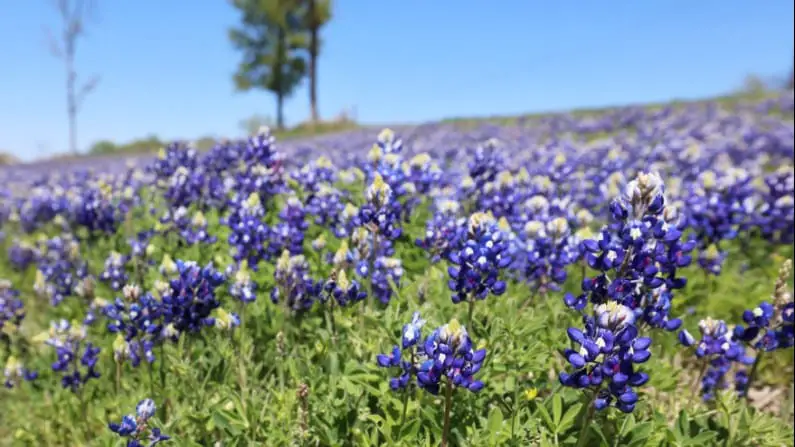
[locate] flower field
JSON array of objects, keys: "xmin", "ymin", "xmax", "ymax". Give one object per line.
[{"xmin": 1, "ymin": 95, "xmax": 794, "ymax": 446}]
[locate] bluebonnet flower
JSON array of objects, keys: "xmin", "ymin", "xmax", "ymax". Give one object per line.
[
  {"xmin": 697, "ymin": 244, "xmax": 728, "ymax": 276},
  {"xmin": 128, "ymin": 230, "xmax": 155, "ymax": 259},
  {"xmin": 34, "ymin": 235, "xmax": 89, "ymax": 306},
  {"xmin": 104, "ymin": 285, "xmax": 164, "ymax": 367},
  {"xmin": 226, "ymin": 261, "xmax": 258, "ymax": 304},
  {"xmin": 40, "ymin": 320, "xmax": 101, "ymax": 392},
  {"xmin": 734, "ymin": 259, "xmax": 794, "ymax": 351},
  {"xmin": 4, "ymin": 355, "xmax": 38, "ymax": 388},
  {"xmin": 233, "ymin": 128, "xmax": 285, "ymax": 201},
  {"xmin": 178, "ymin": 211, "xmax": 217, "ymax": 246},
  {"xmin": 402, "ymin": 311, "xmax": 426, "ymax": 349},
  {"xmin": 467, "ymin": 139, "xmax": 505, "ymax": 191},
  {"xmin": 415, "ymin": 199, "xmax": 466, "ymax": 264},
  {"xmin": 0, "ymin": 279, "xmax": 25, "ymax": 333},
  {"xmin": 311, "ymin": 234, "xmax": 327, "ymax": 251},
  {"xmin": 271, "ymin": 251, "xmax": 321, "ymax": 312},
  {"xmin": 477, "ymin": 170, "xmax": 523, "ymax": 220},
  {"xmin": 572, "ymin": 172, "xmax": 687, "ymax": 332},
  {"xmin": 14, "ymin": 185, "xmax": 69, "ymax": 233},
  {"xmin": 559, "ymin": 301, "xmax": 650, "ymax": 413},
  {"xmin": 7, "ymin": 240, "xmax": 38, "ymax": 271},
  {"xmin": 678, "ymin": 317, "xmax": 754, "ymax": 400},
  {"xmin": 403, "ymin": 153, "xmax": 443, "ymax": 200},
  {"xmin": 376, "ymin": 345, "xmax": 413, "ymax": 391},
  {"xmin": 305, "ymin": 184, "xmax": 346, "ymax": 234},
  {"xmin": 321, "ymin": 270, "xmax": 366, "ymax": 308},
  {"xmin": 160, "ymin": 260, "xmax": 226, "ymax": 335},
  {"xmin": 685, "ymin": 169, "xmax": 753, "ymax": 275},
  {"xmin": 369, "ymin": 256, "xmax": 404, "ymax": 304},
  {"xmin": 417, "ymin": 319, "xmax": 486, "ymax": 395},
  {"xmin": 267, "ymin": 196, "xmax": 309, "ymax": 259},
  {"xmin": 290, "ymin": 156, "xmax": 336, "ymax": 196},
  {"xmin": 150, "ymin": 142, "xmax": 199, "ymax": 182},
  {"xmin": 357, "ymin": 173, "xmax": 402, "ymax": 240},
  {"xmin": 523, "ymin": 216, "xmax": 580, "ymax": 295},
  {"xmin": 69, "ymin": 184, "xmax": 120, "ymax": 235},
  {"xmin": 223, "ymin": 193, "xmax": 270, "ymax": 269},
  {"xmin": 162, "ymin": 163, "xmax": 206, "ymax": 210},
  {"xmin": 213, "ymin": 308, "xmax": 241, "ymax": 331},
  {"xmin": 447, "ymin": 212, "xmax": 511, "ymax": 304},
  {"xmin": 100, "ymin": 251, "xmax": 129, "ymax": 291},
  {"xmin": 755, "ymin": 166, "xmax": 794, "ymax": 244},
  {"xmin": 375, "ymin": 312, "xmax": 429, "ymax": 391},
  {"xmin": 109, "ymin": 398, "xmax": 170, "ymax": 446}
]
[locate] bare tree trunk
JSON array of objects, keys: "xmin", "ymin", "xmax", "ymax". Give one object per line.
[
  {"xmin": 277, "ymin": 93, "xmax": 284, "ymax": 130},
  {"xmin": 46, "ymin": 0, "xmax": 100, "ymax": 156},
  {"xmin": 308, "ymin": 0, "xmax": 319, "ymax": 124},
  {"xmin": 276, "ymin": 26, "xmax": 286, "ymax": 131},
  {"xmin": 66, "ymin": 42, "xmax": 78, "ymax": 154}
]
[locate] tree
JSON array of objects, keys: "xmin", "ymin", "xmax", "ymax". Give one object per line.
[
  {"xmin": 297, "ymin": 0, "xmax": 332, "ymax": 124},
  {"xmin": 45, "ymin": 0, "xmax": 100, "ymax": 155},
  {"xmin": 229, "ymin": 0, "xmax": 307, "ymax": 130}
]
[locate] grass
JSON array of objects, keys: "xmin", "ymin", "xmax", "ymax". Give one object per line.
[{"xmin": 0, "ymin": 180, "xmax": 793, "ymax": 446}]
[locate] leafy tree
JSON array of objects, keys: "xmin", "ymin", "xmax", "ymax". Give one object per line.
[
  {"xmin": 88, "ymin": 139, "xmax": 117, "ymax": 154},
  {"xmin": 297, "ymin": 0, "xmax": 332, "ymax": 124},
  {"xmin": 229, "ymin": 0, "xmax": 307, "ymax": 130}
]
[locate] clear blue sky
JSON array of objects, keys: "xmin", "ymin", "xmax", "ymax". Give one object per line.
[{"xmin": 2, "ymin": 1, "xmax": 793, "ymax": 160}]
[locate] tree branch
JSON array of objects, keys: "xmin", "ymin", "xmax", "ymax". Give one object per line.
[{"xmin": 75, "ymin": 75, "xmax": 100, "ymax": 110}]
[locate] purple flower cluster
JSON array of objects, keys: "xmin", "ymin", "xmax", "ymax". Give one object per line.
[
  {"xmin": 377, "ymin": 315, "xmax": 486, "ymax": 395},
  {"xmin": 159, "ymin": 260, "xmax": 226, "ymax": 335},
  {"xmin": 44, "ymin": 320, "xmax": 101, "ymax": 392},
  {"xmin": 447, "ymin": 212, "xmax": 511, "ymax": 304},
  {"xmin": 560, "ymin": 302, "xmax": 650, "ymax": 413},
  {"xmin": 109, "ymin": 398, "xmax": 170, "ymax": 446}
]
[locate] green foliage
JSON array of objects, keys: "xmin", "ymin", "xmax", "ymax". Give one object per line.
[
  {"xmin": 230, "ymin": 0, "xmax": 308, "ymax": 130},
  {"xmin": 0, "ymin": 151, "xmax": 19, "ymax": 166},
  {"xmin": 88, "ymin": 135, "xmax": 165, "ymax": 156},
  {"xmin": 0, "ymin": 180, "xmax": 793, "ymax": 446}
]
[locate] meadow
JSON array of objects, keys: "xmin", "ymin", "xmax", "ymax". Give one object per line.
[{"xmin": 0, "ymin": 93, "xmax": 794, "ymax": 446}]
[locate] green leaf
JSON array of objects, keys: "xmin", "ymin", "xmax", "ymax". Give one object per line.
[
  {"xmin": 686, "ymin": 431, "xmax": 717, "ymax": 446},
  {"xmin": 535, "ymin": 402, "xmax": 554, "ymax": 430},
  {"xmin": 557, "ymin": 402, "xmax": 582, "ymax": 433},
  {"xmin": 487, "ymin": 406, "xmax": 504, "ymax": 438},
  {"xmin": 552, "ymin": 394, "xmax": 563, "ymax": 428},
  {"xmin": 588, "ymin": 424, "xmax": 610, "ymax": 447},
  {"xmin": 400, "ymin": 418, "xmax": 422, "ymax": 440},
  {"xmin": 676, "ymin": 410, "xmax": 689, "ymax": 437},
  {"xmin": 626, "ymin": 421, "xmax": 653, "ymax": 444},
  {"xmin": 212, "ymin": 408, "xmax": 244, "ymax": 436}
]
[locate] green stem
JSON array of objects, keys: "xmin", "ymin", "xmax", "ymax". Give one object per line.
[
  {"xmin": 328, "ymin": 300, "xmax": 337, "ymax": 343},
  {"xmin": 467, "ymin": 296, "xmax": 475, "ymax": 331},
  {"xmin": 744, "ymin": 351, "xmax": 763, "ymax": 399},
  {"xmin": 575, "ymin": 392, "xmax": 597, "ymax": 447},
  {"xmin": 158, "ymin": 343, "xmax": 168, "ymax": 422},
  {"xmin": 441, "ymin": 379, "xmax": 454, "ymax": 447},
  {"xmin": 400, "ymin": 351, "xmax": 415, "ymax": 430},
  {"xmin": 369, "ymin": 232, "xmax": 380, "ymax": 308},
  {"xmin": 400, "ymin": 389, "xmax": 410, "ymax": 428},
  {"xmin": 147, "ymin": 360, "xmax": 155, "ymax": 399},
  {"xmin": 690, "ymin": 361, "xmax": 708, "ymax": 402},
  {"xmin": 114, "ymin": 360, "xmax": 121, "ymax": 395}
]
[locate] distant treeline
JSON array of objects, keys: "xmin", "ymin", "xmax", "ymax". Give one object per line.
[{"xmin": 87, "ymin": 136, "xmax": 219, "ymax": 156}]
